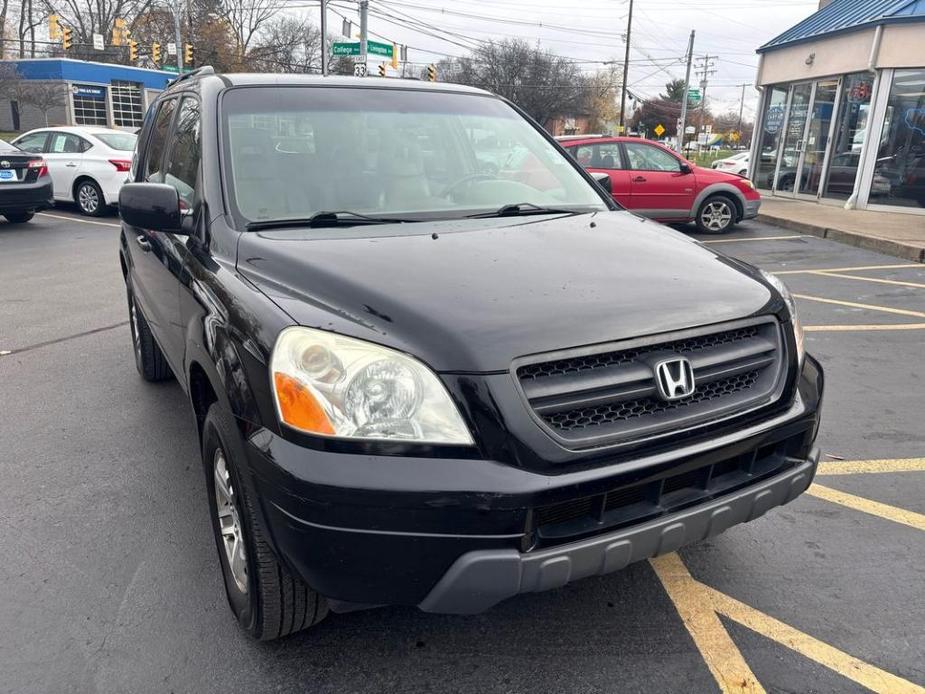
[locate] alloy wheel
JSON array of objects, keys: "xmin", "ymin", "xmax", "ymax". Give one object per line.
[
  {"xmin": 214, "ymin": 449, "xmax": 248, "ymax": 594},
  {"xmin": 700, "ymin": 201, "xmax": 733, "ymax": 232},
  {"xmin": 78, "ymin": 183, "xmax": 99, "ymax": 214}
]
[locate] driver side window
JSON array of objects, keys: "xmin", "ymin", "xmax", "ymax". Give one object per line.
[{"xmin": 624, "ymin": 142, "xmax": 681, "ymax": 172}]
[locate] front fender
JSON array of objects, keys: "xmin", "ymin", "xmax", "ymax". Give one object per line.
[{"xmin": 690, "ymin": 182, "xmax": 748, "ymax": 219}]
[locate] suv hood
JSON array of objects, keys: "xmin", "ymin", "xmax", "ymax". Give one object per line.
[{"xmin": 238, "ymin": 211, "xmax": 775, "ymax": 372}]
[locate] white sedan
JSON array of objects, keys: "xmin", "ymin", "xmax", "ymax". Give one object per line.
[
  {"xmin": 712, "ymin": 151, "xmax": 750, "ymax": 177},
  {"xmin": 12, "ymin": 126, "xmax": 136, "ymax": 216}
]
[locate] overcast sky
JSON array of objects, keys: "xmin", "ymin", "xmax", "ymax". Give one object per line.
[{"xmin": 298, "ymin": 0, "xmax": 823, "ymax": 120}]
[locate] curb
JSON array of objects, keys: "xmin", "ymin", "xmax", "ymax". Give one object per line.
[{"xmin": 756, "ymin": 213, "xmax": 925, "ymax": 263}]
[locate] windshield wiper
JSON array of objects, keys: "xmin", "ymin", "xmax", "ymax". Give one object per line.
[
  {"xmin": 246, "ymin": 210, "xmax": 416, "ymax": 231},
  {"xmin": 465, "ymin": 202, "xmax": 583, "ymax": 219}
]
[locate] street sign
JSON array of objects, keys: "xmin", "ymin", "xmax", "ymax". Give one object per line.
[
  {"xmin": 353, "ymin": 63, "xmax": 368, "ymax": 77},
  {"xmin": 167, "ymin": 42, "xmax": 177, "ymax": 56},
  {"xmin": 653, "ymin": 123, "xmax": 666, "ymax": 137},
  {"xmin": 367, "ymin": 40, "xmax": 392, "ymax": 57},
  {"xmin": 687, "ymin": 88, "xmax": 702, "ymax": 104},
  {"xmin": 705, "ymin": 124, "xmax": 712, "ymax": 134},
  {"xmin": 92, "ymin": 33, "xmax": 104, "ymax": 50},
  {"xmin": 161, "ymin": 65, "xmax": 193, "ymax": 74},
  {"xmin": 333, "ymin": 41, "xmax": 360, "ymax": 56}
]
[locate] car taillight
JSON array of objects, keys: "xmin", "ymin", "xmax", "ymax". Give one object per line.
[
  {"xmin": 28, "ymin": 159, "xmax": 49, "ymax": 177},
  {"xmin": 109, "ymin": 159, "xmax": 132, "ymax": 172}
]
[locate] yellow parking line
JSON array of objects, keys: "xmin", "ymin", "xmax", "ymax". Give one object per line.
[
  {"xmin": 36, "ymin": 212, "xmax": 120, "ymax": 228},
  {"xmin": 702, "ymin": 235, "xmax": 804, "ymax": 244},
  {"xmin": 792, "ymin": 294, "xmax": 925, "ymax": 319},
  {"xmin": 811, "ymin": 271, "xmax": 925, "ymax": 290},
  {"xmin": 775, "ymin": 264, "xmax": 921, "ymax": 275},
  {"xmin": 807, "ymin": 484, "xmax": 925, "ymax": 532},
  {"xmin": 803, "ymin": 323, "xmax": 925, "ymax": 332},
  {"xmin": 704, "ymin": 584, "xmax": 925, "ymax": 694},
  {"xmin": 652, "ymin": 553, "xmax": 925, "ymax": 694},
  {"xmin": 650, "ymin": 554, "xmax": 765, "ymax": 693},
  {"xmin": 817, "ymin": 458, "xmax": 925, "ymax": 475}
]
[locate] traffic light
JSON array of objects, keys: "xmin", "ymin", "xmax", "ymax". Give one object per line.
[
  {"xmin": 426, "ymin": 64, "xmax": 436, "ymax": 82},
  {"xmin": 184, "ymin": 43, "xmax": 194, "ymax": 67},
  {"xmin": 391, "ymin": 43, "xmax": 399, "ymax": 70},
  {"xmin": 112, "ymin": 17, "xmax": 126, "ymax": 46},
  {"xmin": 152, "ymin": 42, "xmax": 161, "ymax": 64},
  {"xmin": 129, "ymin": 39, "xmax": 138, "ymax": 62},
  {"xmin": 49, "ymin": 14, "xmax": 61, "ymax": 40},
  {"xmin": 378, "ymin": 63, "xmax": 386, "ymax": 77},
  {"xmin": 62, "ymin": 26, "xmax": 73, "ymax": 51}
]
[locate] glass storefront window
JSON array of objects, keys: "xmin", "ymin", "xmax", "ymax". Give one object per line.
[
  {"xmin": 755, "ymin": 86, "xmax": 788, "ymax": 189},
  {"xmin": 870, "ymin": 69, "xmax": 925, "ymax": 209},
  {"xmin": 822, "ymin": 73, "xmax": 874, "ymax": 199}
]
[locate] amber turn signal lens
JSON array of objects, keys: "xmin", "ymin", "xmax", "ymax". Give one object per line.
[{"xmin": 273, "ymin": 372, "xmax": 335, "ymax": 435}]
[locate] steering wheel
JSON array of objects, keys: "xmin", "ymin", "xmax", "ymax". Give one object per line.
[{"xmin": 439, "ymin": 173, "xmax": 494, "ymax": 200}]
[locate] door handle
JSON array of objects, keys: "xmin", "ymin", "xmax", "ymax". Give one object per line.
[
  {"xmin": 633, "ymin": 176, "xmax": 647, "ymax": 183},
  {"xmin": 135, "ymin": 235, "xmax": 151, "ymax": 252},
  {"xmin": 65, "ymin": 162, "xmax": 77, "ymax": 167}
]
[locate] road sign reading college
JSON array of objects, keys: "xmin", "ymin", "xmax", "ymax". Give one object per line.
[
  {"xmin": 653, "ymin": 123, "xmax": 666, "ymax": 137},
  {"xmin": 332, "ymin": 40, "xmax": 393, "ymax": 58}
]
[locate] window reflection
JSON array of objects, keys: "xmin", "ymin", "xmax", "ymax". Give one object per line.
[{"xmin": 871, "ymin": 69, "xmax": 925, "ymax": 208}]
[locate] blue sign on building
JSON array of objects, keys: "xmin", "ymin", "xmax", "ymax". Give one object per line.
[{"xmin": 72, "ymin": 84, "xmax": 106, "ymax": 99}]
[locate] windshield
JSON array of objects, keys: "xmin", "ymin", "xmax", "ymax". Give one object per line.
[
  {"xmin": 221, "ymin": 86, "xmax": 608, "ymax": 225},
  {"xmin": 94, "ymin": 132, "xmax": 137, "ymax": 151}
]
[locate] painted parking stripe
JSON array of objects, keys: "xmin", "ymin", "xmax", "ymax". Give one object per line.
[
  {"xmin": 701, "ymin": 235, "xmax": 805, "ymax": 244},
  {"xmin": 651, "ymin": 553, "xmax": 925, "ymax": 694},
  {"xmin": 36, "ymin": 212, "xmax": 120, "ymax": 228},
  {"xmin": 807, "ymin": 484, "xmax": 925, "ymax": 532},
  {"xmin": 650, "ymin": 554, "xmax": 764, "ymax": 693},
  {"xmin": 803, "ymin": 323, "xmax": 925, "ymax": 332},
  {"xmin": 775, "ymin": 264, "xmax": 922, "ymax": 275},
  {"xmin": 810, "ymin": 271, "xmax": 925, "ymax": 290},
  {"xmin": 793, "ymin": 294, "xmax": 925, "ymax": 319},
  {"xmin": 817, "ymin": 458, "xmax": 925, "ymax": 475}
]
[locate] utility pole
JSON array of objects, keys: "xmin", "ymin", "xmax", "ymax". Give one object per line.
[
  {"xmin": 320, "ymin": 0, "xmax": 328, "ymax": 75},
  {"xmin": 173, "ymin": 0, "xmax": 183, "ymax": 71},
  {"xmin": 359, "ymin": 0, "xmax": 369, "ymax": 67},
  {"xmin": 736, "ymin": 82, "xmax": 750, "ymax": 136},
  {"xmin": 695, "ymin": 54, "xmax": 717, "ymax": 147},
  {"xmin": 677, "ymin": 30, "xmax": 695, "ymax": 154},
  {"xmin": 618, "ymin": 0, "xmax": 633, "ymax": 132}
]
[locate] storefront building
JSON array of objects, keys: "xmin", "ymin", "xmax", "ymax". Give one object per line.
[
  {"xmin": 0, "ymin": 59, "xmax": 174, "ymax": 133},
  {"xmin": 749, "ymin": 0, "xmax": 925, "ymax": 214}
]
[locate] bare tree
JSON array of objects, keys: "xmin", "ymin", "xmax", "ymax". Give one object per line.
[
  {"xmin": 22, "ymin": 82, "xmax": 67, "ymax": 125},
  {"xmin": 220, "ymin": 0, "xmax": 276, "ymax": 61},
  {"xmin": 44, "ymin": 0, "xmax": 154, "ymax": 53},
  {"xmin": 248, "ymin": 15, "xmax": 323, "ymax": 73}
]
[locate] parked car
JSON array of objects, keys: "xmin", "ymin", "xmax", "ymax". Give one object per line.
[
  {"xmin": 0, "ymin": 138, "xmax": 52, "ymax": 223},
  {"xmin": 712, "ymin": 151, "xmax": 750, "ymax": 176},
  {"xmin": 119, "ymin": 69, "xmax": 822, "ymax": 640},
  {"xmin": 12, "ymin": 126, "xmax": 136, "ymax": 216},
  {"xmin": 559, "ymin": 136, "xmax": 761, "ymax": 233}
]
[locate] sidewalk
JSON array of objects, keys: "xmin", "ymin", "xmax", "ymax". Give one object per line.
[{"xmin": 756, "ymin": 197, "xmax": 925, "ymax": 262}]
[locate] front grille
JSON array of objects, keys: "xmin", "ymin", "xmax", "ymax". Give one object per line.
[{"xmin": 516, "ymin": 319, "xmax": 785, "ymax": 448}]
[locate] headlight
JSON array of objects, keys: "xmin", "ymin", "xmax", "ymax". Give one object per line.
[
  {"xmin": 270, "ymin": 327, "xmax": 474, "ymax": 445},
  {"xmin": 761, "ymin": 270, "xmax": 804, "ymax": 365}
]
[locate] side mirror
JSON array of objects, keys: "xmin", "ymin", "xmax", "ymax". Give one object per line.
[
  {"xmin": 679, "ymin": 163, "xmax": 693, "ymax": 175},
  {"xmin": 119, "ymin": 182, "xmax": 184, "ymax": 233},
  {"xmin": 591, "ymin": 172, "xmax": 613, "ymax": 194}
]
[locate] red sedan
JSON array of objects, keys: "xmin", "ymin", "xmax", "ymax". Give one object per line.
[{"xmin": 558, "ymin": 136, "xmax": 761, "ymax": 233}]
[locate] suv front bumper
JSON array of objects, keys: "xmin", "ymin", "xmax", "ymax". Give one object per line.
[{"xmin": 245, "ymin": 355, "xmax": 822, "ymax": 612}]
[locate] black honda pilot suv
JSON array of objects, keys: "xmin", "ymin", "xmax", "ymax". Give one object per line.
[{"xmin": 119, "ymin": 68, "xmax": 822, "ymax": 640}]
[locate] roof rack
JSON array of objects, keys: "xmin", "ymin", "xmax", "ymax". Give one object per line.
[{"xmin": 169, "ymin": 65, "xmax": 215, "ymax": 85}]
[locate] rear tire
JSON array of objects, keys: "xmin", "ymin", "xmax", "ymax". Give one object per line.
[
  {"xmin": 695, "ymin": 194, "xmax": 738, "ymax": 234},
  {"xmin": 202, "ymin": 404, "xmax": 328, "ymax": 640},
  {"xmin": 3, "ymin": 212, "xmax": 34, "ymax": 223},
  {"xmin": 75, "ymin": 179, "xmax": 105, "ymax": 217},
  {"xmin": 126, "ymin": 285, "xmax": 172, "ymax": 382}
]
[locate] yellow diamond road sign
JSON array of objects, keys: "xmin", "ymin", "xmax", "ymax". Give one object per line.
[{"xmin": 654, "ymin": 123, "xmax": 666, "ymax": 137}]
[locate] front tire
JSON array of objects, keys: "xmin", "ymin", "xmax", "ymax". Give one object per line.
[
  {"xmin": 202, "ymin": 404, "xmax": 328, "ymax": 640},
  {"xmin": 126, "ymin": 285, "xmax": 172, "ymax": 381},
  {"xmin": 3, "ymin": 212, "xmax": 34, "ymax": 223},
  {"xmin": 75, "ymin": 179, "xmax": 105, "ymax": 216},
  {"xmin": 695, "ymin": 195, "xmax": 737, "ymax": 234}
]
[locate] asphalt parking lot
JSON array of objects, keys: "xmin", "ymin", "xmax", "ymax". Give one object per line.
[{"xmin": 1, "ymin": 208, "xmax": 923, "ymax": 694}]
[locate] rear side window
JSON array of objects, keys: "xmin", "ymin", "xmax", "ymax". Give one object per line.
[
  {"xmin": 624, "ymin": 142, "xmax": 681, "ymax": 172},
  {"xmin": 16, "ymin": 132, "xmax": 49, "ymax": 153},
  {"xmin": 571, "ymin": 143, "xmax": 623, "ymax": 169},
  {"xmin": 48, "ymin": 133, "xmax": 90, "ymax": 154},
  {"xmin": 144, "ymin": 99, "xmax": 176, "ymax": 183},
  {"xmin": 163, "ymin": 98, "xmax": 201, "ymax": 208}
]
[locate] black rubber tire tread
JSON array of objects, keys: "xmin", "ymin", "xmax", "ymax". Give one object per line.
[
  {"xmin": 76, "ymin": 179, "xmax": 106, "ymax": 217},
  {"xmin": 203, "ymin": 404, "xmax": 328, "ymax": 640},
  {"xmin": 128, "ymin": 287, "xmax": 173, "ymax": 382},
  {"xmin": 3, "ymin": 212, "xmax": 34, "ymax": 223},
  {"xmin": 695, "ymin": 194, "xmax": 738, "ymax": 234}
]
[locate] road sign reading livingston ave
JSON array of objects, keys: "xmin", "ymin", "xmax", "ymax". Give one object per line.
[{"xmin": 332, "ymin": 40, "xmax": 393, "ymax": 58}]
